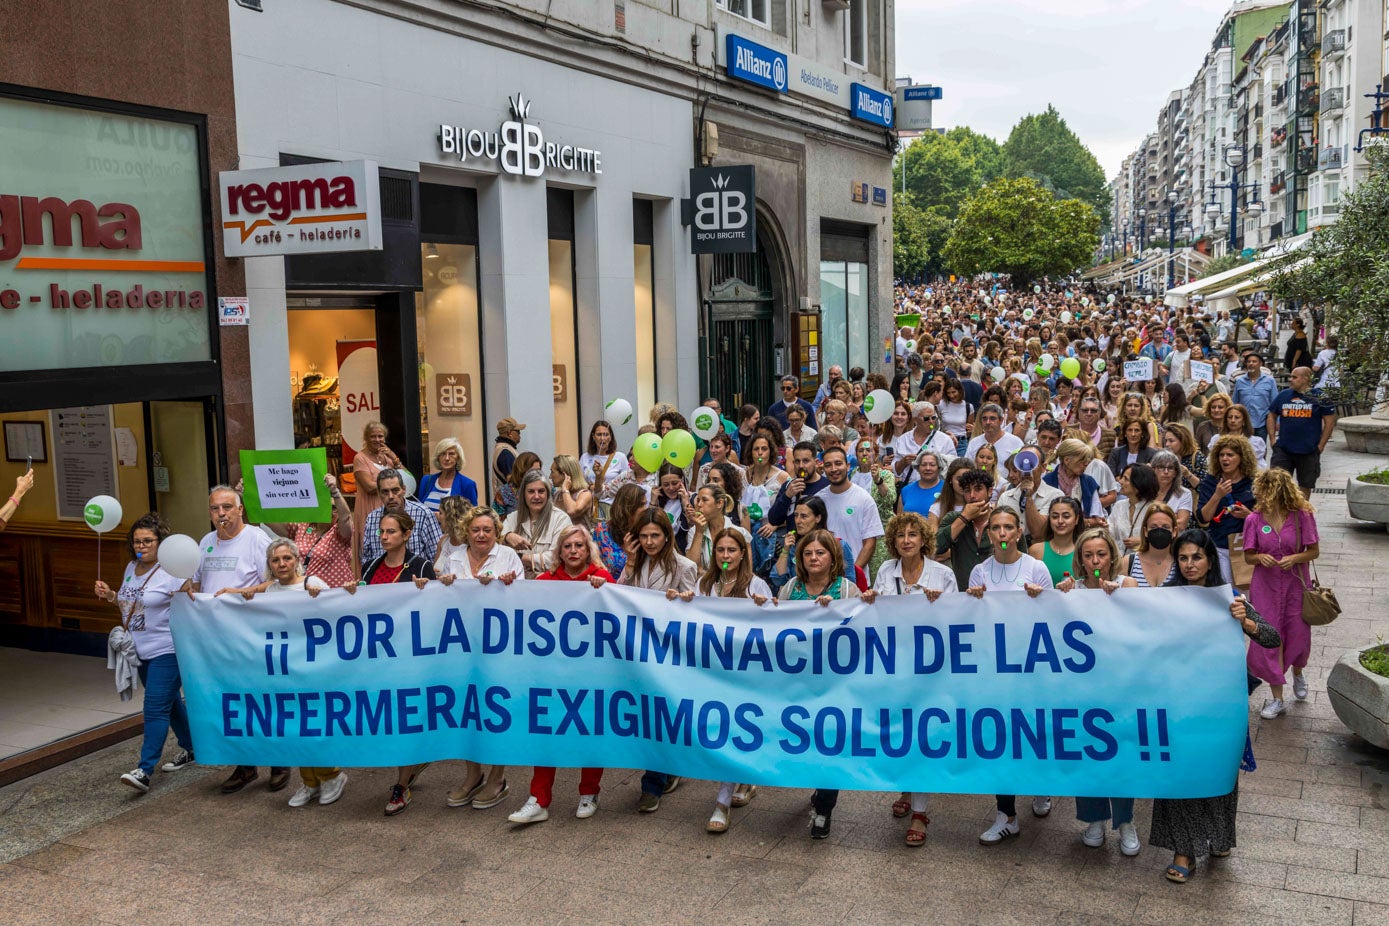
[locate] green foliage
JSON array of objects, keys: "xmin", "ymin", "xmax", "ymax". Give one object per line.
[
  {"xmin": 1001, "ymin": 105, "xmax": 1110, "ymax": 224},
  {"xmin": 1359, "ymin": 467, "xmax": 1389, "ymax": 486},
  {"xmin": 1269, "ymin": 145, "xmax": 1389, "ymax": 404},
  {"xmin": 1361, "ymin": 640, "xmax": 1389, "ymax": 679},
  {"xmin": 892, "ymin": 193, "xmax": 951, "ymax": 279},
  {"xmin": 893, "ymin": 127, "xmax": 1004, "ymax": 220},
  {"xmin": 1199, "ymin": 253, "xmax": 1253, "ymax": 278},
  {"xmin": 942, "ymin": 177, "xmax": 1100, "ymax": 283}
]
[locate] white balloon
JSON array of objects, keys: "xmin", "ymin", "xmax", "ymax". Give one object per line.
[
  {"xmin": 604, "ymin": 398, "xmax": 633, "ymax": 426},
  {"xmin": 1060, "ymin": 311, "xmax": 1073, "ymax": 324},
  {"xmin": 1081, "ymin": 297, "xmax": 1090, "ymax": 306},
  {"xmin": 1094, "ymin": 359, "xmax": 1108, "ymax": 373},
  {"xmin": 158, "ymin": 534, "xmax": 202, "ymax": 580},
  {"xmin": 689, "ymin": 406, "xmax": 721, "ymax": 440},
  {"xmin": 990, "ymin": 366, "xmax": 1006, "ymax": 382},
  {"xmin": 1034, "ymin": 285, "xmax": 1042, "ymax": 294},
  {"xmin": 83, "ymin": 495, "xmax": 122, "ymax": 534},
  {"xmin": 1108, "ymin": 293, "xmax": 1116, "ymax": 304},
  {"xmin": 1041, "ymin": 353, "xmax": 1055, "ymax": 371},
  {"xmin": 1022, "ymin": 308, "xmax": 1035, "ymax": 320},
  {"xmin": 863, "ymin": 389, "xmax": 895, "ymax": 424},
  {"xmin": 399, "ymin": 468, "xmax": 418, "ymax": 498}
]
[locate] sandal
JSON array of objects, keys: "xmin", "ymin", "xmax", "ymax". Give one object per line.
[
  {"xmin": 1165, "ymin": 854, "xmax": 1192, "ymax": 884},
  {"xmin": 891, "ymin": 794, "xmax": 911, "ymax": 818},
  {"xmin": 1210, "ymin": 848, "xmax": 1231, "ymax": 858},
  {"xmin": 707, "ymin": 803, "xmax": 731, "ymax": 834},
  {"xmin": 731, "ymin": 785, "xmax": 758, "ymax": 808},
  {"xmin": 905, "ymin": 811, "xmax": 930, "ymax": 847},
  {"xmin": 470, "ymin": 780, "xmax": 510, "ymax": 809}
]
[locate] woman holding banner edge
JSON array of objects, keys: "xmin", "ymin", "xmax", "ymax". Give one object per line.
[
  {"xmin": 862, "ymin": 511, "xmax": 958, "ymax": 846},
  {"xmin": 1152, "ymin": 528, "xmax": 1279, "ymax": 884}
]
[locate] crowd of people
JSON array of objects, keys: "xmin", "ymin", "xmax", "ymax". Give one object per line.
[{"xmin": 95, "ymin": 278, "xmax": 1341, "ymax": 885}]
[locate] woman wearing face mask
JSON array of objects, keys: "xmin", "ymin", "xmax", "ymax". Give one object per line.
[
  {"xmin": 862, "ymin": 512, "xmax": 958, "ymax": 846},
  {"xmin": 507, "ymin": 525, "xmax": 612, "ymax": 826},
  {"xmin": 1124, "ymin": 504, "xmax": 1179, "ymax": 587},
  {"xmin": 1152, "ymin": 529, "xmax": 1280, "ymax": 884},
  {"xmin": 620, "ymin": 508, "xmax": 698, "ymax": 811},
  {"xmin": 668, "ymin": 529, "xmax": 773, "ymax": 833},
  {"xmin": 1029, "ymin": 496, "xmax": 1083, "ymax": 586},
  {"xmin": 502, "ymin": 470, "xmax": 572, "ymax": 579},
  {"xmin": 1055, "ymin": 528, "xmax": 1140, "ymax": 854},
  {"xmin": 1149, "ymin": 450, "xmax": 1193, "ymax": 532},
  {"xmin": 94, "ymin": 514, "xmax": 196, "ymax": 795},
  {"xmin": 965, "ymin": 506, "xmax": 1053, "ymax": 845}
]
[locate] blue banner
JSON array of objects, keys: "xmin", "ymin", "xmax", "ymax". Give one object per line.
[
  {"xmin": 725, "ymin": 34, "xmax": 788, "ymax": 94},
  {"xmin": 170, "ymin": 584, "xmax": 1249, "ymax": 798},
  {"xmin": 851, "ymin": 82, "xmax": 894, "ymax": 128}
]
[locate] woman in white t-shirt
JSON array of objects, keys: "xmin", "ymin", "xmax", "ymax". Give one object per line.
[
  {"xmin": 964, "ymin": 505, "xmax": 1053, "ymax": 849},
  {"xmin": 579, "ymin": 419, "xmax": 632, "ymax": 506},
  {"xmin": 94, "ymin": 514, "xmax": 195, "ymax": 795},
  {"xmin": 1149, "ymin": 451, "xmax": 1194, "ymax": 532},
  {"xmin": 217, "ymin": 539, "xmax": 346, "ymax": 808},
  {"xmin": 668, "ymin": 528, "xmax": 773, "ymax": 833},
  {"xmin": 862, "ymin": 510, "xmax": 958, "ymax": 846}
]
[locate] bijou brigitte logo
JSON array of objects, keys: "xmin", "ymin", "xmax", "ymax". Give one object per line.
[{"xmin": 437, "ymin": 93, "xmax": 603, "ymax": 178}]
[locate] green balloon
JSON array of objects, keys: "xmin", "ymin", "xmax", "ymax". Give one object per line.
[
  {"xmin": 661, "ymin": 429, "xmax": 697, "ymax": 468},
  {"xmin": 632, "ymin": 434, "xmax": 664, "ymax": 472},
  {"xmin": 1060, "ymin": 357, "xmax": 1081, "ymax": 380}
]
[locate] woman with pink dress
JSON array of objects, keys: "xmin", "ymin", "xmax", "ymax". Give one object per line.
[{"xmin": 1242, "ymin": 468, "xmax": 1320, "ymax": 721}]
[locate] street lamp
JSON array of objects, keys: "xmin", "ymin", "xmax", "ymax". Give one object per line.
[
  {"xmin": 1205, "ymin": 144, "xmax": 1262, "ymax": 253},
  {"xmin": 1165, "ymin": 189, "xmax": 1184, "ymax": 290},
  {"xmin": 1138, "ymin": 208, "xmax": 1148, "ymax": 253}
]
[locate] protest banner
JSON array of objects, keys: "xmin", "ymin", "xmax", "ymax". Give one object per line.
[
  {"xmin": 171, "ymin": 582, "xmax": 1249, "ymax": 798},
  {"xmin": 1189, "ymin": 360, "xmax": 1215, "ymax": 384},
  {"xmin": 239, "ymin": 448, "xmax": 330, "ymax": 524},
  {"xmin": 1123, "ymin": 358, "xmax": 1154, "ymax": 382}
]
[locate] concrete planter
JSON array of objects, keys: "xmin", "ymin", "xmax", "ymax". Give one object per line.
[
  {"xmin": 1346, "ymin": 476, "xmax": 1389, "ymax": 525},
  {"xmin": 1326, "ymin": 645, "xmax": 1389, "ymax": 750},
  {"xmin": 1339, "ymin": 415, "xmax": 1389, "ymax": 454}
]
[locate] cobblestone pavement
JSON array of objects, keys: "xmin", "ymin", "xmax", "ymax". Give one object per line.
[{"xmin": 2, "ymin": 437, "xmax": 1386, "ymax": 926}]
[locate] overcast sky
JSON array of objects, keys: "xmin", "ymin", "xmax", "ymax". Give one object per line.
[{"xmin": 894, "ymin": 0, "xmax": 1229, "ymax": 179}]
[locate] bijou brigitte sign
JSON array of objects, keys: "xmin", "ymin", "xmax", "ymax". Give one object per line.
[
  {"xmin": 0, "ymin": 96, "xmax": 211, "ymax": 373},
  {"xmin": 437, "ymin": 94, "xmax": 602, "ymax": 178},
  {"xmin": 218, "ymin": 160, "xmax": 383, "ymax": 258}
]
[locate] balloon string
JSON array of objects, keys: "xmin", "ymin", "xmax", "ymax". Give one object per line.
[{"xmin": 97, "ymin": 532, "xmax": 101, "ymax": 585}]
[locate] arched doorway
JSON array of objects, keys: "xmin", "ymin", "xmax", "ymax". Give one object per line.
[{"xmin": 704, "ymin": 207, "xmax": 790, "ymax": 413}]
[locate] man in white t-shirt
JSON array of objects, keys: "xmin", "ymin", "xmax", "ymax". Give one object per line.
[
  {"xmin": 191, "ymin": 485, "xmax": 282, "ymax": 795},
  {"xmin": 819, "ymin": 447, "xmax": 884, "ymax": 571},
  {"xmin": 892, "ymin": 403, "xmax": 957, "ymax": 476},
  {"xmin": 965, "ymin": 403, "xmax": 1023, "ymax": 464}
]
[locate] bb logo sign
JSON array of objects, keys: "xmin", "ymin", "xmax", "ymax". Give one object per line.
[{"xmin": 683, "ymin": 166, "xmax": 757, "ymax": 255}]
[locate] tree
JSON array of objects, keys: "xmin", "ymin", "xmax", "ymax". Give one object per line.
[
  {"xmin": 893, "ymin": 127, "xmax": 1004, "ymax": 220},
  {"xmin": 1269, "ymin": 145, "xmax": 1389, "ymax": 405},
  {"xmin": 942, "ymin": 177, "xmax": 1100, "ymax": 284},
  {"xmin": 893, "ymin": 193, "xmax": 951, "ymax": 280},
  {"xmin": 1002, "ymin": 105, "xmax": 1110, "ymax": 225}
]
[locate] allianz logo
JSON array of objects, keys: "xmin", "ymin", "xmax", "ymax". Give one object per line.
[
  {"xmin": 735, "ymin": 45, "xmax": 787, "ymax": 90},
  {"xmin": 857, "ymin": 89, "xmax": 892, "ymax": 121}
]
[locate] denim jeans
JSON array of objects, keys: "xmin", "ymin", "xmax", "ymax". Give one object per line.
[
  {"xmin": 1075, "ymin": 796, "xmax": 1134, "ymax": 826},
  {"xmin": 136, "ymin": 653, "xmax": 193, "ymax": 776},
  {"xmin": 641, "ymin": 770, "xmax": 668, "ymax": 797},
  {"xmin": 749, "ymin": 520, "xmax": 776, "ymax": 575}
]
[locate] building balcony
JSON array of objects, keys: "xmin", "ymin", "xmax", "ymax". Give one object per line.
[
  {"xmin": 1251, "ymin": 142, "xmax": 1263, "ymax": 161},
  {"xmin": 1322, "ymin": 29, "xmax": 1346, "ymax": 58},
  {"xmin": 1272, "ymin": 84, "xmax": 1287, "ymax": 106},
  {"xmin": 1321, "ymin": 87, "xmax": 1345, "ymax": 112},
  {"xmin": 1319, "ymin": 147, "xmax": 1344, "ymax": 170}
]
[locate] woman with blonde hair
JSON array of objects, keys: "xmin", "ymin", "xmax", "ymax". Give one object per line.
[
  {"xmin": 1243, "ymin": 467, "xmax": 1320, "ymax": 719},
  {"xmin": 1197, "ymin": 435, "xmax": 1258, "ymax": 582},
  {"xmin": 419, "ymin": 436, "xmax": 478, "ymax": 513},
  {"xmin": 351, "ymin": 420, "xmax": 400, "ymax": 561},
  {"xmin": 550, "ymin": 454, "xmax": 595, "ymax": 528}
]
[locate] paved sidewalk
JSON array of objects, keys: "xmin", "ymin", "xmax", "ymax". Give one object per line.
[{"xmin": 2, "ymin": 437, "xmax": 1386, "ymax": 926}]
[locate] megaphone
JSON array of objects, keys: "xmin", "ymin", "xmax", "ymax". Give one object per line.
[{"xmin": 1013, "ymin": 448, "xmax": 1042, "ymax": 474}]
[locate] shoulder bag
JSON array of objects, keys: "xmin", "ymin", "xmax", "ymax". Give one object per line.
[{"xmin": 1294, "ymin": 511, "xmax": 1340, "ymax": 625}]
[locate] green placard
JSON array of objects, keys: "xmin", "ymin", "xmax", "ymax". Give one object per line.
[
  {"xmin": 239, "ymin": 448, "xmax": 331, "ymax": 524},
  {"xmin": 895, "ymin": 312, "xmax": 921, "ymax": 329}
]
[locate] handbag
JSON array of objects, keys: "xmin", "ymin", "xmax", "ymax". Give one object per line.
[
  {"xmin": 1229, "ymin": 533, "xmax": 1254, "ymax": 590},
  {"xmin": 1293, "ymin": 512, "xmax": 1340, "ymax": 626}
]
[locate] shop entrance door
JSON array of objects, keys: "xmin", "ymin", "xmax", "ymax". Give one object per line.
[{"xmin": 707, "ymin": 249, "xmax": 776, "ymax": 411}]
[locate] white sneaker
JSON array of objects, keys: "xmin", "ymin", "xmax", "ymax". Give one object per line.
[
  {"xmin": 1032, "ymin": 795, "xmax": 1052, "ymax": 817},
  {"xmin": 1293, "ymin": 674, "xmax": 1309, "ymax": 700},
  {"xmin": 1260, "ymin": 698, "xmax": 1286, "ymax": 719},
  {"xmin": 288, "ymin": 785, "xmax": 319, "ymax": 808},
  {"xmin": 575, "ymin": 794, "xmax": 599, "ymax": 819},
  {"xmin": 507, "ymin": 796, "xmax": 549, "ymax": 825},
  {"xmin": 1082, "ymin": 820, "xmax": 1106, "ymax": 847},
  {"xmin": 980, "ymin": 811, "xmax": 1019, "ymax": 845},
  {"xmin": 1119, "ymin": 822, "xmax": 1141, "ymax": 856},
  {"xmin": 318, "ymin": 772, "xmax": 348, "ymax": 805}
]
